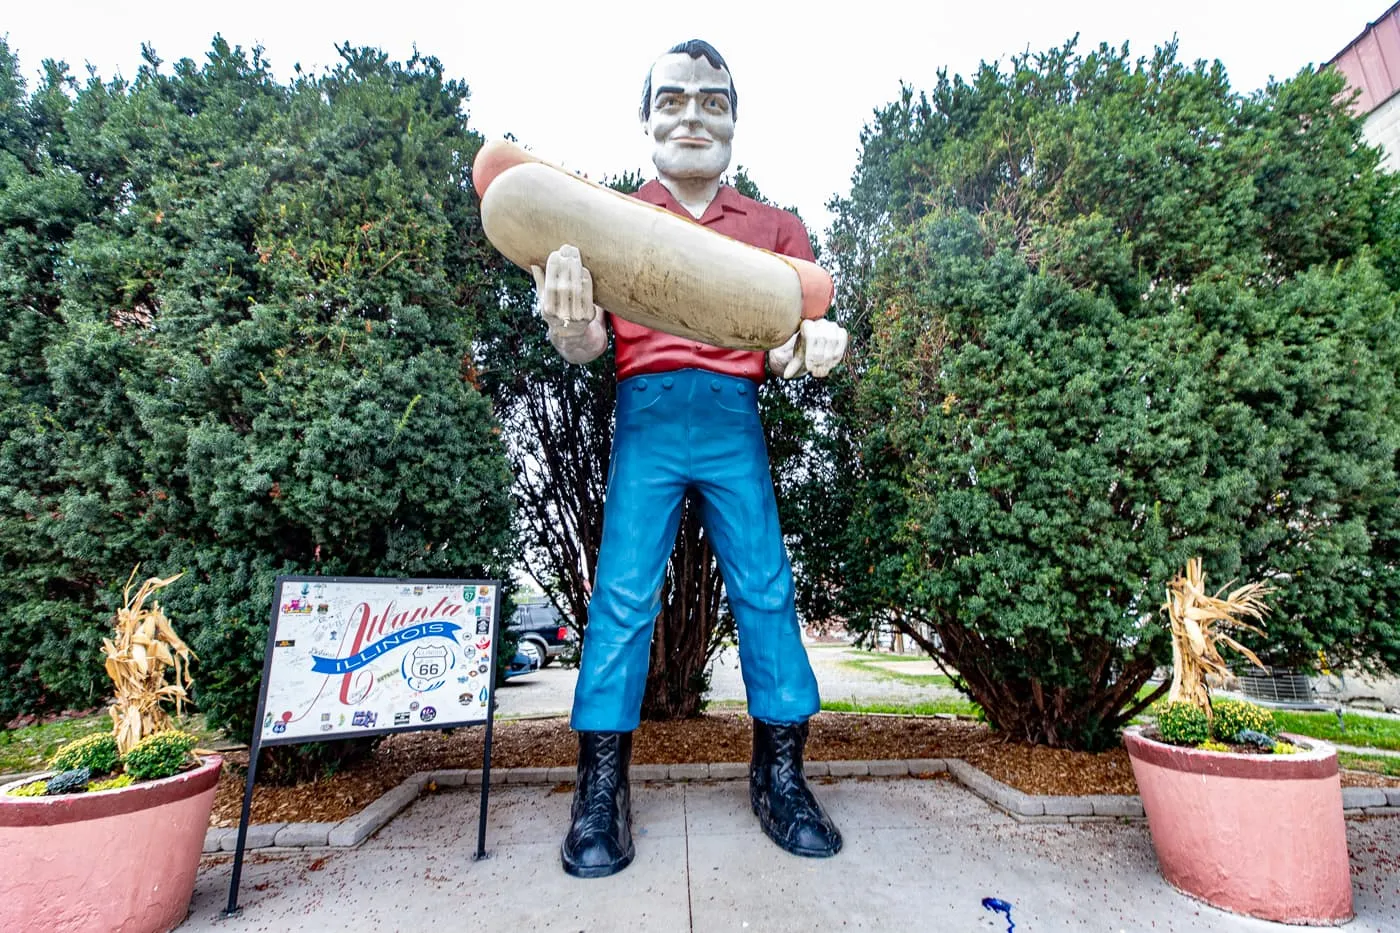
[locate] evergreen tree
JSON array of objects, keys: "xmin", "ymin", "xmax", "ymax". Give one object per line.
[
  {"xmin": 808, "ymin": 39, "xmax": 1400, "ymax": 749},
  {"xmin": 0, "ymin": 39, "xmax": 517, "ymax": 741}
]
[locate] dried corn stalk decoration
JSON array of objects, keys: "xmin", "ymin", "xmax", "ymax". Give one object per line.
[
  {"xmin": 103, "ymin": 568, "xmax": 196, "ymax": 754},
  {"xmin": 1163, "ymin": 558, "xmax": 1272, "ymax": 718}
]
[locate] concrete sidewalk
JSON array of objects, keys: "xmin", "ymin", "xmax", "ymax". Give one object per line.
[{"xmin": 186, "ymin": 776, "xmax": 1400, "ymax": 933}]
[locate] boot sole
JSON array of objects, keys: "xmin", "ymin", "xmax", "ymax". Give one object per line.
[{"xmin": 561, "ymin": 842, "xmax": 636, "ymax": 878}]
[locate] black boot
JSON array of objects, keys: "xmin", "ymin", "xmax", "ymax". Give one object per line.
[
  {"xmin": 561, "ymin": 731, "xmax": 635, "ymax": 878},
  {"xmin": 750, "ymin": 719, "xmax": 842, "ymax": 858}
]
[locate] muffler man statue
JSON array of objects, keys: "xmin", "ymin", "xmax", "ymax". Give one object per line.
[{"xmin": 532, "ymin": 39, "xmax": 850, "ymax": 878}]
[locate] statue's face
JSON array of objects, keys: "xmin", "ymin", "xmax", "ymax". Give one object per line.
[{"xmin": 642, "ymin": 53, "xmax": 735, "ymax": 183}]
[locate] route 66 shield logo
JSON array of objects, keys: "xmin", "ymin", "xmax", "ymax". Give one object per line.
[{"xmin": 402, "ymin": 642, "xmax": 454, "ymax": 692}]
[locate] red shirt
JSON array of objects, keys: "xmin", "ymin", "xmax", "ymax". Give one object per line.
[{"xmin": 609, "ymin": 180, "xmax": 821, "ymax": 383}]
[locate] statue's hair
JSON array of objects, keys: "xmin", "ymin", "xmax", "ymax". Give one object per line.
[{"xmin": 641, "ymin": 39, "xmax": 737, "ymax": 121}]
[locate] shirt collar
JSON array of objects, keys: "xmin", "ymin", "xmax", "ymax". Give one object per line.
[{"xmin": 636, "ymin": 179, "xmax": 748, "ymax": 225}]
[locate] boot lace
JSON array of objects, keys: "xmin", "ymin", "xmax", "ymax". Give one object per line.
[
  {"xmin": 575, "ymin": 739, "xmax": 622, "ymax": 836},
  {"xmin": 770, "ymin": 731, "xmax": 825, "ymax": 825}
]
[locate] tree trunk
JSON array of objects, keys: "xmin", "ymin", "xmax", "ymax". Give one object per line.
[
  {"xmin": 892, "ymin": 616, "xmax": 1167, "ymax": 751},
  {"xmin": 501, "ymin": 356, "xmax": 614, "ymax": 639},
  {"xmin": 499, "ymin": 357, "xmax": 732, "ymax": 721},
  {"xmin": 641, "ymin": 494, "xmax": 730, "ymax": 720}
]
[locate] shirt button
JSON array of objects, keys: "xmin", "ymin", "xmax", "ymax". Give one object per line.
[
  {"xmin": 737, "ymin": 384, "xmax": 748, "ymax": 396},
  {"xmin": 710, "ymin": 380, "xmax": 721, "ymax": 392},
  {"xmin": 662, "ymin": 377, "xmax": 673, "ymax": 390},
  {"xmin": 635, "ymin": 378, "xmax": 648, "ymax": 391}
]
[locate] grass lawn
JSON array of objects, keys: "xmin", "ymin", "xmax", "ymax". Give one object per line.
[
  {"xmin": 1273, "ymin": 711, "xmax": 1400, "ymax": 752},
  {"xmin": 0, "ymin": 713, "xmax": 110, "ymax": 775},
  {"xmin": 841, "ymin": 649, "xmax": 939, "ymax": 663},
  {"xmin": 0, "ymin": 713, "xmax": 218, "ymax": 776},
  {"xmin": 838, "ymin": 659, "xmax": 954, "ymax": 689},
  {"xmin": 1337, "ymin": 750, "xmax": 1400, "ymax": 778},
  {"xmin": 822, "ymin": 697, "xmax": 981, "ymax": 718}
]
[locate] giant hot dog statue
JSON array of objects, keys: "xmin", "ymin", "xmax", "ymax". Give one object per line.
[{"xmin": 472, "ymin": 139, "xmax": 832, "ymax": 351}]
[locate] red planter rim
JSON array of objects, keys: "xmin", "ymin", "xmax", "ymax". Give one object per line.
[
  {"xmin": 0, "ymin": 754, "xmax": 222, "ymax": 827},
  {"xmin": 1123, "ymin": 726, "xmax": 1335, "ymax": 780}
]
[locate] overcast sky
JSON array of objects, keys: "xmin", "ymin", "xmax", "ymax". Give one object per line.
[{"xmin": 2, "ymin": 0, "xmax": 1387, "ymax": 235}]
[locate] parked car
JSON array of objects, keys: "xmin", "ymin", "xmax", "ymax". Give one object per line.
[
  {"xmin": 503, "ymin": 648, "xmax": 540, "ymax": 680},
  {"xmin": 508, "ymin": 599, "xmax": 575, "ymax": 669}
]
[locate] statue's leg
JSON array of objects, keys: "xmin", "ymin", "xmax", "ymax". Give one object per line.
[
  {"xmin": 570, "ymin": 375, "xmax": 688, "ymax": 732},
  {"xmin": 691, "ymin": 372, "xmax": 841, "ymax": 858},
  {"xmin": 691, "ymin": 374, "xmax": 818, "ymax": 724},
  {"xmin": 563, "ymin": 375, "xmax": 686, "ymax": 877}
]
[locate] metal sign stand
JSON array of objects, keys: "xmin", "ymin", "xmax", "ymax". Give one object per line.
[
  {"xmin": 474, "ymin": 691, "xmax": 497, "ymax": 862},
  {"xmin": 224, "ymin": 576, "xmax": 503, "ymax": 916}
]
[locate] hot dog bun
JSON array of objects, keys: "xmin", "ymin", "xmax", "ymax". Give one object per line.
[{"xmin": 472, "ymin": 139, "xmax": 832, "ymax": 351}]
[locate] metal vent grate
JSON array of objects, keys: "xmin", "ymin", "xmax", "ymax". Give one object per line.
[{"xmin": 1235, "ymin": 668, "xmax": 1328, "ymax": 709}]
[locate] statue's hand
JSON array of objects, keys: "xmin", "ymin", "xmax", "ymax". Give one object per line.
[
  {"xmin": 769, "ymin": 319, "xmax": 848, "ymax": 379},
  {"xmin": 531, "ymin": 244, "xmax": 599, "ymax": 338}
]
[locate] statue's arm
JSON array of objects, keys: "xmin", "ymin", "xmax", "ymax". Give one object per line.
[{"xmin": 767, "ymin": 213, "xmax": 847, "ymax": 379}]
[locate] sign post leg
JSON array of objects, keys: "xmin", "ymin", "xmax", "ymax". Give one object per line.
[
  {"xmin": 475, "ymin": 595, "xmax": 503, "ymax": 860},
  {"xmin": 224, "ymin": 733, "xmax": 262, "ymax": 916},
  {"xmin": 474, "ymin": 701, "xmax": 495, "ymax": 860}
]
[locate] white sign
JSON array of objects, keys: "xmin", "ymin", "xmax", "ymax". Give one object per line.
[{"xmin": 259, "ymin": 577, "xmax": 500, "ymax": 744}]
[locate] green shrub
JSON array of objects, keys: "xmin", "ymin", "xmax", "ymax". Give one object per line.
[
  {"xmin": 1273, "ymin": 741, "xmax": 1301, "ymax": 755},
  {"xmin": 122, "ymin": 731, "xmax": 196, "ymax": 781},
  {"xmin": 88, "ymin": 774, "xmax": 134, "ymax": 791},
  {"xmin": 6, "ymin": 780, "xmax": 47, "ymax": 797},
  {"xmin": 0, "ymin": 41, "xmax": 519, "ymax": 762},
  {"xmin": 1157, "ymin": 702, "xmax": 1210, "ymax": 746},
  {"xmin": 1196, "ymin": 739, "xmax": 1229, "ymax": 753},
  {"xmin": 257, "ymin": 737, "xmax": 381, "ymax": 787},
  {"xmin": 1211, "ymin": 699, "xmax": 1277, "ymax": 743},
  {"xmin": 820, "ymin": 36, "xmax": 1400, "ymax": 753},
  {"xmin": 50, "ymin": 733, "xmax": 120, "ymax": 775}
]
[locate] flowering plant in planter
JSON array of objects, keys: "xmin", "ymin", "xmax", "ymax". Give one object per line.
[
  {"xmin": 1124, "ymin": 558, "xmax": 1352, "ymax": 925},
  {"xmin": 6, "ymin": 570, "xmax": 202, "ymax": 798},
  {"xmin": 0, "ymin": 569, "xmax": 223, "ymax": 933},
  {"xmin": 1149, "ymin": 559, "xmax": 1308, "ymax": 756},
  {"xmin": 1148, "ymin": 557, "xmax": 1308, "ymax": 754}
]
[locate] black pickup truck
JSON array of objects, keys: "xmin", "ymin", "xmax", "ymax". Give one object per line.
[{"xmin": 508, "ymin": 599, "xmax": 575, "ymax": 669}]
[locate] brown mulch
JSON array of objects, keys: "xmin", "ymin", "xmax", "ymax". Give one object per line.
[{"xmin": 208, "ymin": 711, "xmax": 1400, "ymax": 828}]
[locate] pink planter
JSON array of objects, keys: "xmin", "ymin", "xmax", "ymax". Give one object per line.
[
  {"xmin": 0, "ymin": 754, "xmax": 222, "ymax": 933},
  {"xmin": 1124, "ymin": 728, "xmax": 1352, "ymax": 925}
]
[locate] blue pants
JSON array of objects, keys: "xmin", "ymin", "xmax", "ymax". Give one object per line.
[{"xmin": 570, "ymin": 368, "xmax": 820, "ymax": 732}]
